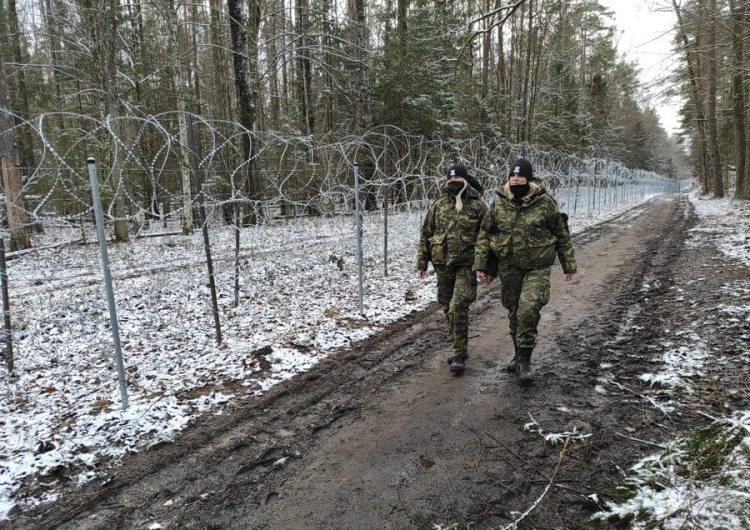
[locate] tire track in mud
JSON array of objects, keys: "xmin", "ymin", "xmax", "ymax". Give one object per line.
[
  {"xmin": 4, "ymin": 294, "xmax": 458, "ymax": 529},
  {"xmin": 557, "ymin": 193, "xmax": 695, "ymax": 371},
  {"xmin": 516, "ymin": 193, "xmax": 700, "ymax": 527},
  {"xmin": 4, "ymin": 193, "xmax": 701, "ymax": 530}
]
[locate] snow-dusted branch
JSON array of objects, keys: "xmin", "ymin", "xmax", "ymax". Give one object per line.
[{"xmin": 500, "ymin": 436, "xmax": 573, "ymax": 530}]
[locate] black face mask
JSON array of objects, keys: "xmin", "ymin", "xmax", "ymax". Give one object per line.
[
  {"xmin": 510, "ymin": 183, "xmax": 530, "ymax": 199},
  {"xmin": 446, "ymin": 181, "xmax": 466, "ymax": 195}
]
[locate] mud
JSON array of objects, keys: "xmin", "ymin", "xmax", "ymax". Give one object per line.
[{"xmin": 5, "ymin": 192, "xmax": 742, "ymax": 530}]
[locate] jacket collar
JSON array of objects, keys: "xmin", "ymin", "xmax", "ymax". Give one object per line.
[{"xmin": 497, "ymin": 180, "xmax": 545, "ymax": 206}]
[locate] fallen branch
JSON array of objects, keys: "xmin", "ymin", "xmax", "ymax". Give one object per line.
[
  {"xmin": 6, "ymin": 238, "xmax": 84, "ymax": 260},
  {"xmin": 614, "ymin": 431, "xmax": 666, "ymax": 450},
  {"xmin": 501, "ymin": 436, "xmax": 572, "ymax": 529},
  {"xmin": 483, "ymin": 431, "xmax": 538, "ymax": 476},
  {"xmin": 606, "ymin": 378, "xmax": 674, "ymax": 421}
]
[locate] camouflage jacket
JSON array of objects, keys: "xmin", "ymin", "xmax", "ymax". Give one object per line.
[
  {"xmin": 472, "ymin": 180, "xmax": 576, "ymax": 275},
  {"xmin": 416, "ymin": 186, "xmax": 487, "ymax": 271}
]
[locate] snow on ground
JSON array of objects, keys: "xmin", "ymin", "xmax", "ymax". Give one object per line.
[
  {"xmin": 591, "ymin": 191, "xmax": 750, "ymax": 529},
  {"xmin": 0, "ymin": 187, "xmax": 700, "ymax": 521}
]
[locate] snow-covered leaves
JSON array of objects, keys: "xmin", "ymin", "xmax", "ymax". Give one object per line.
[
  {"xmin": 524, "ymin": 414, "xmax": 593, "ymax": 446},
  {"xmin": 592, "ymin": 193, "xmax": 750, "ymax": 529},
  {"xmin": 593, "ymin": 412, "xmax": 750, "ymax": 529},
  {"xmin": 1, "ymin": 211, "xmax": 435, "ymax": 520}
]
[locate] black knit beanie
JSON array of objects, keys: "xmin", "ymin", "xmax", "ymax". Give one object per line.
[{"xmin": 508, "ymin": 158, "xmax": 535, "ymax": 180}]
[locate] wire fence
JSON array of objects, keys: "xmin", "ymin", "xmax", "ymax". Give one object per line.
[
  {"xmin": 0, "ymin": 113, "xmax": 683, "ymax": 239},
  {"xmin": 0, "ymin": 111, "xmax": 688, "ymax": 385},
  {"xmin": 0, "ymin": 111, "xmax": 694, "ymax": 522}
]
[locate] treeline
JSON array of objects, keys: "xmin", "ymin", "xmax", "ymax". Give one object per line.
[
  {"xmin": 0, "ymin": 1, "xmax": 682, "ymax": 165},
  {"xmin": 671, "ymin": 0, "xmax": 750, "ymax": 199},
  {"xmin": 7, "ymin": 0, "xmax": 740, "ymax": 248}
]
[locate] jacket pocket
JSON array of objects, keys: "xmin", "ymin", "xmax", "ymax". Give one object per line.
[
  {"xmin": 429, "ymin": 234, "xmax": 447, "ymax": 264},
  {"xmin": 455, "ymin": 233, "xmax": 478, "ymax": 263},
  {"xmin": 525, "ymin": 242, "xmax": 557, "ymax": 266},
  {"xmin": 489, "ymin": 232, "xmax": 512, "ymax": 261}
]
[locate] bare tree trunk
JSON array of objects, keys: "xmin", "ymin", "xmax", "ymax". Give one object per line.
[
  {"xmin": 209, "ymin": 0, "xmax": 232, "ymax": 123},
  {"xmin": 8, "ymin": 0, "xmax": 34, "ymax": 172},
  {"xmin": 731, "ymin": 0, "xmax": 747, "ymax": 199},
  {"xmin": 177, "ymin": 97, "xmax": 193, "ymax": 233},
  {"xmin": 672, "ymin": 0, "xmax": 712, "ymax": 193},
  {"xmin": 745, "ymin": 0, "xmax": 750, "ymax": 198},
  {"xmin": 700, "ymin": 136, "xmax": 710, "ymax": 194},
  {"xmin": 296, "ymin": 0, "xmax": 314, "ymax": 141},
  {"xmin": 705, "ymin": 0, "xmax": 723, "ymax": 198},
  {"xmin": 188, "ymin": 2, "xmax": 202, "ymax": 116},
  {"xmin": 163, "ymin": 0, "xmax": 194, "ymax": 234},
  {"xmin": 228, "ymin": 0, "xmax": 259, "ymax": 223},
  {"xmin": 519, "ymin": 3, "xmax": 532, "ymax": 142},
  {"xmin": 398, "ymin": 0, "xmax": 407, "ymax": 51},
  {"xmin": 0, "ymin": 156, "xmax": 30, "ymax": 250},
  {"xmin": 480, "ymin": 0, "xmax": 490, "ymax": 99},
  {"xmin": 322, "ymin": 8, "xmax": 334, "ymax": 132},
  {"xmin": 397, "ymin": 0, "xmax": 408, "ymax": 129},
  {"xmin": 350, "ymin": 0, "xmax": 369, "ymax": 134},
  {"xmin": 496, "ymin": 0, "xmax": 508, "ymax": 138},
  {"xmin": 107, "ymin": 0, "xmax": 129, "ymax": 242},
  {"xmin": 42, "ymin": 0, "xmax": 63, "ymax": 111},
  {"xmin": 525, "ymin": 3, "xmax": 552, "ymax": 144},
  {"xmin": 128, "ymin": 0, "xmax": 163, "ymax": 222},
  {"xmin": 265, "ymin": 0, "xmax": 282, "ymax": 130},
  {"xmin": 281, "ymin": 9, "xmax": 291, "ymax": 126},
  {"xmin": 745, "ymin": 95, "xmax": 750, "ymax": 198},
  {"xmin": 182, "ymin": 0, "xmax": 204, "ymax": 223},
  {"xmin": 129, "ymin": 0, "xmax": 144, "ymax": 104},
  {"xmin": 0, "ymin": 45, "xmax": 30, "ymax": 250},
  {"xmin": 248, "ymin": 0, "xmax": 262, "ymax": 216},
  {"xmin": 578, "ymin": 25, "xmax": 587, "ymax": 87}
]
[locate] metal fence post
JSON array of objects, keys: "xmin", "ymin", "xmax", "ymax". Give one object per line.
[
  {"xmin": 0, "ymin": 239, "xmax": 13, "ymax": 374},
  {"xmin": 87, "ymin": 157, "xmax": 129, "ymax": 410},
  {"xmin": 383, "ymin": 184, "xmax": 389, "ymax": 278},
  {"xmin": 353, "ymin": 161, "xmax": 364, "ymax": 316}
]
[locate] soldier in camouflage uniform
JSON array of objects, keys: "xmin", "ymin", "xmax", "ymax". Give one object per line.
[
  {"xmin": 473, "ymin": 158, "xmax": 576, "ymax": 383},
  {"xmin": 417, "ymin": 164, "xmax": 487, "ymax": 375}
]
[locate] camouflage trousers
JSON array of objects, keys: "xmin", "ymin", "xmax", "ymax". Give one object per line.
[
  {"xmin": 434, "ymin": 265, "xmax": 477, "ymax": 358},
  {"xmin": 499, "ymin": 266, "xmax": 551, "ymax": 349}
]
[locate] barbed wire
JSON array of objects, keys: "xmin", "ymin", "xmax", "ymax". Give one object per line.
[
  {"xmin": 0, "ymin": 111, "xmax": 686, "ymax": 375},
  {"xmin": 0, "ymin": 111, "xmax": 683, "ymax": 237}
]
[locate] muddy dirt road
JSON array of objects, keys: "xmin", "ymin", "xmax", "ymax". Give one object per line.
[{"xmin": 6, "ymin": 192, "xmax": 740, "ymax": 529}]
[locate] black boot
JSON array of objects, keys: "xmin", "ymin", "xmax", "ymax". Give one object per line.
[
  {"xmin": 448, "ymin": 352, "xmax": 469, "ymax": 365},
  {"xmin": 516, "ymin": 347, "xmax": 534, "ymax": 383},
  {"xmin": 450, "ymin": 356, "xmax": 466, "ymax": 375},
  {"xmin": 505, "ymin": 340, "xmax": 518, "ymax": 372}
]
